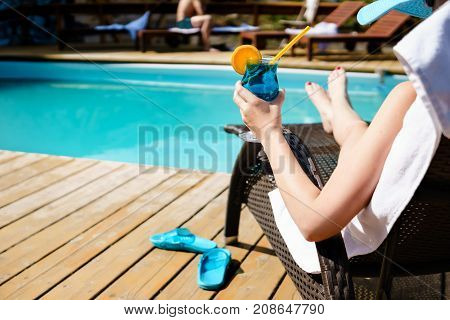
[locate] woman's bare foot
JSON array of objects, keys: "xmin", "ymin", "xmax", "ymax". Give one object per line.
[
  {"xmin": 327, "ymin": 67, "xmax": 352, "ymax": 109},
  {"xmin": 305, "ymin": 81, "xmax": 333, "ymax": 133},
  {"xmin": 326, "ymin": 67, "xmax": 366, "ymax": 146}
]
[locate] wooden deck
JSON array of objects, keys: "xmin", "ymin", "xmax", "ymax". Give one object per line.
[{"xmin": 0, "ymin": 150, "xmax": 301, "ymax": 300}]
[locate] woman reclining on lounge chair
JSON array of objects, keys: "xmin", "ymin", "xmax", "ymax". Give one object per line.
[{"xmin": 232, "ymin": 0, "xmax": 449, "ymax": 243}]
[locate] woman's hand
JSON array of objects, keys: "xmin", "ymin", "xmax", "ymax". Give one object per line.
[{"xmin": 233, "ymin": 81, "xmax": 285, "ymax": 142}]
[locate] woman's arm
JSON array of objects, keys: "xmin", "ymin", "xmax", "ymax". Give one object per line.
[{"xmin": 234, "ymin": 81, "xmax": 416, "ymax": 242}]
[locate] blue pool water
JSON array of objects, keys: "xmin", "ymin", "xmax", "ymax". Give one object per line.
[{"xmin": 0, "ymin": 61, "xmax": 406, "ymax": 172}]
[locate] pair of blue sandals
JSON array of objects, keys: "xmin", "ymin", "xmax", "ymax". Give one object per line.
[{"xmin": 150, "ymin": 228, "xmax": 231, "ymax": 290}]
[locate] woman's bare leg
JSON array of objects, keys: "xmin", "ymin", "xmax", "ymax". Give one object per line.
[
  {"xmin": 305, "ymin": 81, "xmax": 333, "ymax": 133},
  {"xmin": 327, "ymin": 67, "xmax": 368, "ymax": 148},
  {"xmin": 305, "ymin": 67, "xmax": 367, "ymax": 149},
  {"xmin": 191, "ymin": 15, "xmax": 218, "ymax": 51}
]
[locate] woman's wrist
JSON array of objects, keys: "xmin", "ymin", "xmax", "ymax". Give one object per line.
[{"xmin": 260, "ymin": 127, "xmax": 285, "ymax": 150}]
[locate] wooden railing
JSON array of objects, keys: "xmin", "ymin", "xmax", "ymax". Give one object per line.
[{"xmin": 1, "ymin": 1, "xmax": 339, "ymax": 25}]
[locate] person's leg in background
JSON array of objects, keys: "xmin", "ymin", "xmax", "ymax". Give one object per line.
[{"xmin": 191, "ymin": 15, "xmax": 215, "ymax": 51}]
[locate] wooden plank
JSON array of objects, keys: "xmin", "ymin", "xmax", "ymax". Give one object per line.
[
  {"xmin": 0, "ymin": 158, "xmax": 96, "ymax": 212},
  {"xmin": 272, "ymin": 275, "xmax": 303, "ymax": 300},
  {"xmin": 0, "ymin": 160, "xmax": 115, "ymax": 228},
  {"xmin": 0, "ymin": 151, "xmax": 23, "ymax": 164},
  {"xmin": 0, "ymin": 171, "xmax": 206, "ymax": 299},
  {"xmin": 154, "ymin": 207, "xmax": 263, "ymax": 300},
  {"xmin": 0, "ymin": 166, "xmax": 177, "ymax": 286},
  {"xmin": 0, "ymin": 157, "xmax": 72, "ymax": 192},
  {"xmin": 214, "ymin": 236, "xmax": 285, "ymax": 300},
  {"xmin": 41, "ymin": 173, "xmax": 230, "ymax": 299},
  {"xmin": 97, "ymin": 190, "xmax": 230, "ymax": 300},
  {"xmin": 0, "ymin": 153, "xmax": 47, "ymax": 177},
  {"xmin": 0, "ymin": 164, "xmax": 141, "ymax": 253}
]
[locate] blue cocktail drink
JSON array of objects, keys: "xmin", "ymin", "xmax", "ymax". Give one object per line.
[
  {"xmin": 232, "ymin": 28, "xmax": 311, "ymax": 143},
  {"xmin": 240, "ymin": 57, "xmax": 280, "ymax": 142},
  {"xmin": 242, "ymin": 57, "xmax": 279, "ymax": 102}
]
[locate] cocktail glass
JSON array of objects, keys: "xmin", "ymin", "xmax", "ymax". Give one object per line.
[{"xmin": 239, "ymin": 57, "xmax": 279, "ymax": 143}]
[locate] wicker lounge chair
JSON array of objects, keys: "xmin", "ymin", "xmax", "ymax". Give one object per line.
[
  {"xmin": 224, "ymin": 123, "xmax": 450, "ymax": 299},
  {"xmin": 305, "ymin": 11, "xmax": 410, "ymax": 60},
  {"xmin": 240, "ymin": 1, "xmax": 364, "ymax": 50}
]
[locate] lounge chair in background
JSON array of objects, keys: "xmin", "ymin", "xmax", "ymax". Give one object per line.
[
  {"xmin": 240, "ymin": 1, "xmax": 364, "ymax": 50},
  {"xmin": 138, "ymin": 24, "xmax": 259, "ymax": 53},
  {"xmin": 58, "ymin": 11, "xmax": 150, "ymax": 50},
  {"xmin": 223, "ymin": 123, "xmax": 450, "ymax": 299},
  {"xmin": 94, "ymin": 12, "xmax": 150, "ymax": 41},
  {"xmin": 309, "ymin": 0, "xmax": 364, "ymax": 27},
  {"xmin": 279, "ymin": 0, "xmax": 320, "ymax": 28},
  {"xmin": 305, "ymin": 11, "xmax": 410, "ymax": 61}
]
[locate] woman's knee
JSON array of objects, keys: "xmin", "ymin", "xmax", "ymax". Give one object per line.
[
  {"xmin": 194, "ymin": 14, "xmax": 212, "ymax": 22},
  {"xmin": 389, "ymin": 81, "xmax": 416, "ymax": 101},
  {"xmin": 191, "ymin": 15, "xmax": 212, "ymax": 27},
  {"xmin": 338, "ymin": 120, "xmax": 368, "ymax": 150}
]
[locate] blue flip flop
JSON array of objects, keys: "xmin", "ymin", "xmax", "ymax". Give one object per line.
[
  {"xmin": 150, "ymin": 228, "xmax": 217, "ymax": 253},
  {"xmin": 197, "ymin": 248, "xmax": 231, "ymax": 290}
]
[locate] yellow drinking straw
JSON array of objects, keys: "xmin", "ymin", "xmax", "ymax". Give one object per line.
[{"xmin": 270, "ymin": 26, "xmax": 311, "ymax": 64}]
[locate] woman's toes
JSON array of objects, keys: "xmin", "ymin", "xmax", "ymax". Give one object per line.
[
  {"xmin": 305, "ymin": 82, "xmax": 330, "ymax": 105},
  {"xmin": 305, "ymin": 81, "xmax": 315, "ymax": 95},
  {"xmin": 335, "ymin": 66, "xmax": 345, "ymax": 79},
  {"xmin": 305, "ymin": 81, "xmax": 318, "ymax": 95},
  {"xmin": 327, "ymin": 66, "xmax": 348, "ymax": 103},
  {"xmin": 328, "ymin": 66, "xmax": 346, "ymax": 82},
  {"xmin": 333, "ymin": 67, "xmax": 346, "ymax": 81}
]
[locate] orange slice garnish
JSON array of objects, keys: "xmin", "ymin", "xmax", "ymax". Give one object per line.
[{"xmin": 230, "ymin": 45, "xmax": 262, "ymax": 75}]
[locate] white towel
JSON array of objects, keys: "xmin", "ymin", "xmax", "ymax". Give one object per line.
[
  {"xmin": 212, "ymin": 23, "xmax": 259, "ymax": 33},
  {"xmin": 270, "ymin": 2, "xmax": 449, "ymax": 274},
  {"xmin": 95, "ymin": 11, "xmax": 150, "ymax": 40},
  {"xmin": 269, "ymin": 188, "xmax": 321, "ymax": 273},
  {"xmin": 168, "ymin": 27, "xmax": 201, "ymax": 34},
  {"xmin": 169, "ymin": 24, "xmax": 259, "ymax": 34},
  {"xmin": 394, "ymin": 1, "xmax": 450, "ymax": 138},
  {"xmin": 285, "ymin": 22, "xmax": 337, "ymax": 51},
  {"xmin": 285, "ymin": 22, "xmax": 338, "ymax": 36}
]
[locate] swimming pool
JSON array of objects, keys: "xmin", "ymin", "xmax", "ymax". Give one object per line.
[{"xmin": 0, "ymin": 61, "xmax": 405, "ymax": 172}]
